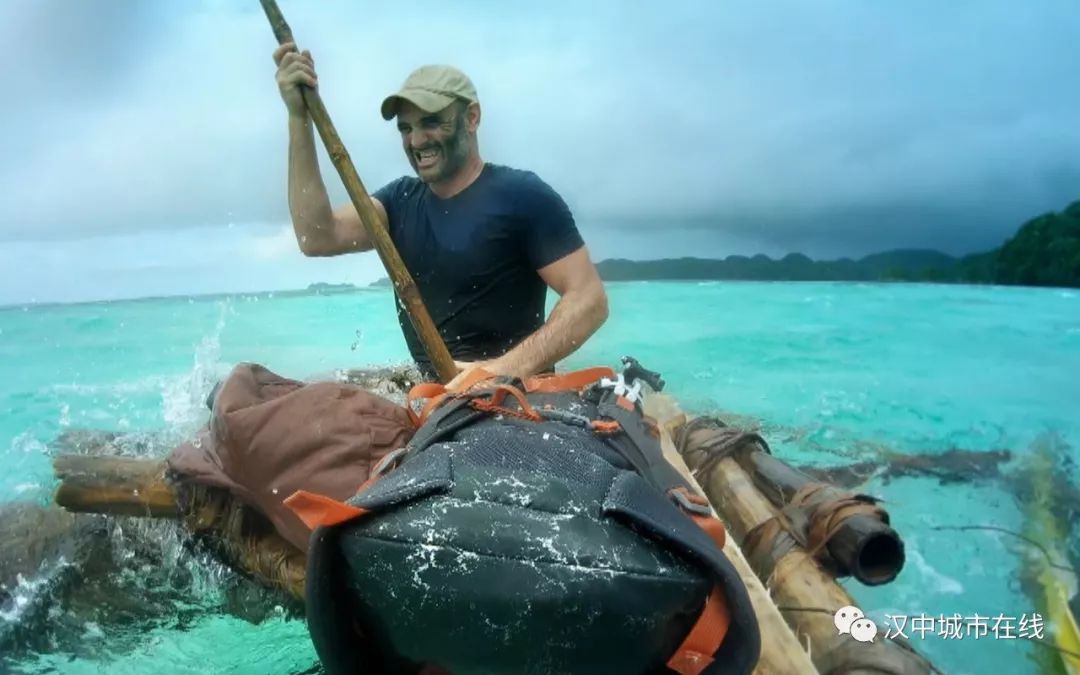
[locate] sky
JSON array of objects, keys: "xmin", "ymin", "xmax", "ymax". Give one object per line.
[{"xmin": 1, "ymin": 0, "xmax": 1078, "ymax": 304}]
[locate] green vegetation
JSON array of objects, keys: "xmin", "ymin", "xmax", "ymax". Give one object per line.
[
  {"xmin": 597, "ymin": 200, "xmax": 1080, "ymax": 289},
  {"xmin": 991, "ymin": 201, "xmax": 1080, "ymax": 288}
]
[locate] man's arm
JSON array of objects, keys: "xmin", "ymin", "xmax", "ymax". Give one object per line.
[
  {"xmin": 275, "ymin": 42, "xmax": 379, "ymax": 257},
  {"xmin": 286, "ymin": 115, "xmax": 381, "ymax": 257},
  {"xmin": 446, "ymin": 172, "xmax": 607, "ymax": 388},
  {"xmin": 481, "ymin": 245, "xmax": 609, "ymax": 377}
]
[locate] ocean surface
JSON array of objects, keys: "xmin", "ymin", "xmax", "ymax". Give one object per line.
[{"xmin": 1, "ymin": 281, "xmax": 1078, "ymax": 674}]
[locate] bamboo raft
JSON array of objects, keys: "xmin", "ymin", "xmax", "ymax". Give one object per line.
[{"xmin": 41, "ymin": 375, "xmax": 952, "ymax": 674}]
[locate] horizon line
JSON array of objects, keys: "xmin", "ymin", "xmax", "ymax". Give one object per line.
[{"xmin": 0, "ymin": 246, "xmax": 997, "ymax": 310}]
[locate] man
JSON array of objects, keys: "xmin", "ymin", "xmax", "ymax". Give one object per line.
[{"xmin": 273, "ymin": 44, "xmax": 609, "ymax": 387}]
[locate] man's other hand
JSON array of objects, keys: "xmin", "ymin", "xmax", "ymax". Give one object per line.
[{"xmin": 446, "ymin": 359, "xmax": 510, "ymax": 391}]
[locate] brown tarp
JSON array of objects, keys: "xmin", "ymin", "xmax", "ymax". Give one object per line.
[{"xmin": 166, "ymin": 362, "xmax": 416, "ymax": 552}]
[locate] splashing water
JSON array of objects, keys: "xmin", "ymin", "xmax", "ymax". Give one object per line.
[{"xmin": 160, "ymin": 301, "xmax": 233, "ymax": 439}]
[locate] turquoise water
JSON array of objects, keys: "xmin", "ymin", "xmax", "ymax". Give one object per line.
[{"xmin": 2, "ymin": 281, "xmax": 1078, "ymax": 674}]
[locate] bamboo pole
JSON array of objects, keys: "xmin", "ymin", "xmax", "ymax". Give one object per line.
[
  {"xmin": 258, "ymin": 0, "xmax": 456, "ymax": 384},
  {"xmin": 643, "ymin": 394, "xmax": 818, "ymax": 675},
  {"xmin": 737, "ymin": 449, "xmax": 905, "ymax": 586},
  {"xmin": 673, "ymin": 416, "xmax": 937, "ymax": 674}
]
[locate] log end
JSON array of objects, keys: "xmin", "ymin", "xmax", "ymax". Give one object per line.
[
  {"xmin": 848, "ymin": 526, "xmax": 906, "ymax": 586},
  {"xmin": 51, "ymin": 454, "xmax": 179, "ymax": 518}
]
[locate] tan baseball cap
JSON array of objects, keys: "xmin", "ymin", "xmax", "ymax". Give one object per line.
[{"xmin": 380, "ymin": 65, "xmax": 479, "ymax": 121}]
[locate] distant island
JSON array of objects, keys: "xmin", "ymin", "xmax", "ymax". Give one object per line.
[
  {"xmin": 597, "ymin": 199, "xmax": 1080, "ymax": 289},
  {"xmin": 306, "ymin": 282, "xmax": 359, "ymax": 294},
  {"xmin": 358, "ymin": 200, "xmax": 1078, "ymax": 290}
]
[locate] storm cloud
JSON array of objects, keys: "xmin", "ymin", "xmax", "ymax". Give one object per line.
[{"xmin": 2, "ymin": 0, "xmax": 1078, "ymax": 302}]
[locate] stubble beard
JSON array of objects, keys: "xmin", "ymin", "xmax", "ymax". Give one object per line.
[{"xmin": 412, "ymin": 114, "xmax": 471, "ymax": 184}]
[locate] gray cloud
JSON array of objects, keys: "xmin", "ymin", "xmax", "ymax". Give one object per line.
[{"xmin": 2, "ymin": 0, "xmax": 1079, "ymax": 259}]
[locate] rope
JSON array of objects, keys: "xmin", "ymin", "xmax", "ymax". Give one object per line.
[
  {"xmin": 673, "ymin": 416, "xmax": 770, "ymax": 482},
  {"xmin": 675, "ymin": 416, "xmax": 891, "ymax": 583}
]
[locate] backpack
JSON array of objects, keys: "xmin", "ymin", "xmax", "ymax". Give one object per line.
[{"xmin": 286, "ymin": 362, "xmax": 761, "ymax": 675}]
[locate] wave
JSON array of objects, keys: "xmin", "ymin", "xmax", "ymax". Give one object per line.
[{"xmin": 161, "ymin": 304, "xmax": 231, "ymax": 435}]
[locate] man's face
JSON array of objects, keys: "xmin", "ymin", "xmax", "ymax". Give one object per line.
[{"xmin": 395, "ymin": 101, "xmax": 472, "ymax": 184}]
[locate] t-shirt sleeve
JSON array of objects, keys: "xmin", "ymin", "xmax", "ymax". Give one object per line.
[
  {"xmin": 516, "ymin": 172, "xmax": 585, "ymax": 270},
  {"xmin": 372, "ymin": 177, "xmax": 406, "ymax": 237}
]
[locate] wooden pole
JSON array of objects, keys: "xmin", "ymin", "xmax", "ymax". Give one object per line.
[
  {"xmin": 51, "ymin": 454, "xmax": 306, "ymax": 600},
  {"xmin": 258, "ymin": 0, "xmax": 457, "ymax": 384},
  {"xmin": 674, "ymin": 418, "xmax": 937, "ymax": 675},
  {"xmin": 53, "ymin": 455, "xmax": 179, "ymax": 517}
]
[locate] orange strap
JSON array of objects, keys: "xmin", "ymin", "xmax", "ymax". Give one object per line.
[
  {"xmin": 282, "ymin": 467, "xmax": 393, "ymax": 531},
  {"xmin": 451, "ymin": 367, "xmax": 499, "ymax": 393},
  {"xmin": 405, "ymin": 367, "xmax": 499, "ymax": 427},
  {"xmin": 406, "ymin": 382, "xmax": 450, "ymax": 428},
  {"xmin": 470, "ymin": 383, "xmax": 543, "ymax": 422},
  {"xmin": 524, "ymin": 366, "xmax": 615, "ymax": 393},
  {"xmin": 589, "ymin": 419, "xmax": 621, "ymax": 435},
  {"xmin": 675, "ymin": 489, "xmax": 727, "ymax": 550},
  {"xmin": 283, "ymin": 490, "xmax": 369, "ymax": 530},
  {"xmin": 667, "ymin": 586, "xmax": 731, "ymax": 675},
  {"xmin": 667, "ymin": 492, "xmax": 732, "ymax": 675},
  {"xmin": 407, "ymin": 365, "xmax": 614, "ymax": 427}
]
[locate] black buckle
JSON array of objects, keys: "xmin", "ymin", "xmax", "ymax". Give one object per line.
[{"xmin": 671, "ymin": 488, "xmax": 713, "ymax": 517}]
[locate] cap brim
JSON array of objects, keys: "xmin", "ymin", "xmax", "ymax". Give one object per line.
[{"xmin": 380, "ymin": 88, "xmax": 457, "ymax": 121}]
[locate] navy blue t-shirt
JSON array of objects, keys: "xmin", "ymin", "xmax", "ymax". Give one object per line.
[{"xmin": 372, "ymin": 163, "xmax": 584, "ymax": 378}]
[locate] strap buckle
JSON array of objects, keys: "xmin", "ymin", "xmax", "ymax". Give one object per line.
[
  {"xmin": 670, "ymin": 487, "xmax": 713, "ymax": 517},
  {"xmin": 598, "ymin": 373, "xmax": 645, "ymax": 403}
]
